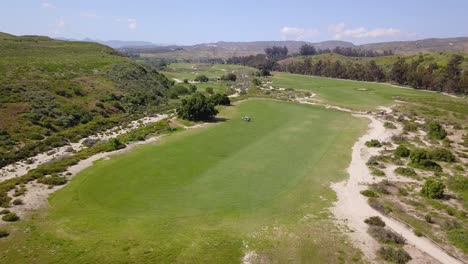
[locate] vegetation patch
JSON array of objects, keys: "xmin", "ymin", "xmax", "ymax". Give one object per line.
[
  {"xmin": 394, "ymin": 167, "xmax": 417, "ymax": 178},
  {"xmin": 0, "ymin": 229, "xmax": 9, "ymax": 238},
  {"xmin": 377, "ymin": 246, "xmax": 412, "ymax": 264},
  {"xmin": 421, "ymin": 178, "xmax": 446, "ymax": 199},
  {"xmin": 365, "ymin": 139, "xmax": 382, "ymax": 148},
  {"xmin": 2, "ymin": 212, "xmax": 19, "ymax": 222},
  {"xmin": 368, "ymin": 226, "xmax": 406, "ymax": 244},
  {"xmin": 361, "ymin": 189, "xmax": 379, "ymax": 197},
  {"xmin": 364, "ymin": 216, "xmax": 386, "ymax": 227}
]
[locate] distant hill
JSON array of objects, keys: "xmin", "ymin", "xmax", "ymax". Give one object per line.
[
  {"xmin": 360, "ymin": 37, "xmax": 468, "ymax": 54},
  {"xmin": 0, "ymin": 32, "xmax": 174, "ymax": 167},
  {"xmin": 56, "ymin": 37, "xmax": 163, "ymax": 48}
]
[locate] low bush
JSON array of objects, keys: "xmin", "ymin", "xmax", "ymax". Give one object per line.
[
  {"xmin": 2, "ymin": 212, "xmax": 19, "ymax": 222},
  {"xmin": 194, "ymin": 75, "xmax": 209, "ymax": 82},
  {"xmin": 38, "ymin": 175, "xmax": 67, "ymax": 186},
  {"xmin": 368, "ymin": 198, "xmax": 392, "ymax": 215},
  {"xmin": 361, "ymin": 189, "xmax": 379, "ymax": 197},
  {"xmin": 448, "ymin": 228, "xmax": 468, "ymax": 253},
  {"xmin": 426, "ymin": 121, "xmax": 447, "ymax": 140},
  {"xmin": 384, "ymin": 122, "xmax": 397, "ymax": 129},
  {"xmin": 365, "ymin": 139, "xmax": 382, "ymax": 148},
  {"xmin": 377, "ymin": 246, "xmax": 412, "ymax": 263},
  {"xmin": 425, "ymin": 214, "xmax": 434, "ymax": 224},
  {"xmin": 421, "ymin": 178, "xmax": 445, "ymax": 199},
  {"xmin": 394, "ymin": 167, "xmax": 417, "ymax": 178},
  {"xmin": 366, "ymin": 156, "xmax": 380, "ymax": 166},
  {"xmin": 364, "ymin": 216, "xmax": 386, "ymax": 227},
  {"xmin": 12, "ymin": 199, "xmax": 23, "ymax": 205},
  {"xmin": 394, "ymin": 145, "xmax": 410, "ymax": 158},
  {"xmin": 429, "ymin": 148, "xmax": 455, "ymax": 162},
  {"xmin": 371, "ymin": 167, "xmax": 385, "ymax": 176},
  {"xmin": 369, "ymin": 226, "xmax": 406, "ymax": 244},
  {"xmin": 0, "ymin": 209, "xmax": 10, "ymax": 215},
  {"xmin": 403, "ymin": 121, "xmax": 418, "ymax": 132},
  {"xmin": 0, "ymin": 229, "xmax": 9, "ymax": 238},
  {"xmin": 391, "ymin": 134, "xmax": 407, "ymax": 144}
]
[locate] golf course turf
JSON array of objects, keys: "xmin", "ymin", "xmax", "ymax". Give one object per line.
[{"xmin": 0, "ymin": 100, "xmax": 367, "ymax": 263}]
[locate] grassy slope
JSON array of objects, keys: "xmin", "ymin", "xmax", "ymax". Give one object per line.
[
  {"xmin": 0, "ymin": 33, "xmax": 172, "ymax": 164},
  {"xmin": 271, "ymin": 72, "xmax": 468, "ymax": 115},
  {"xmin": 0, "ymin": 100, "xmax": 367, "ymax": 263}
]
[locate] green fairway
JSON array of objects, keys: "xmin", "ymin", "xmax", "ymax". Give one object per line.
[
  {"xmin": 272, "ymin": 72, "xmax": 468, "ymax": 113},
  {"xmin": 0, "ymin": 100, "xmax": 367, "ymax": 263}
]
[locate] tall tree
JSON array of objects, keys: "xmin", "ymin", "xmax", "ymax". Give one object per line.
[
  {"xmin": 390, "ymin": 57, "xmax": 409, "ymax": 85},
  {"xmin": 299, "ymin": 44, "xmax": 317, "ymax": 56}
]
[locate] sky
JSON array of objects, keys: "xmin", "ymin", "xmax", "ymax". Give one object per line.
[{"xmin": 1, "ymin": 0, "xmax": 468, "ymax": 45}]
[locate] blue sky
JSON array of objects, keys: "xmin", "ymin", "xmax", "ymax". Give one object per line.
[{"xmin": 1, "ymin": 0, "xmax": 468, "ymax": 45}]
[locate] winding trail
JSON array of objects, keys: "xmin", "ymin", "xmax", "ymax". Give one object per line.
[{"xmin": 331, "ymin": 112, "xmax": 462, "ymax": 264}]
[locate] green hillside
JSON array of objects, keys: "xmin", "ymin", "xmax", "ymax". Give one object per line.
[{"xmin": 0, "ymin": 33, "xmax": 174, "ymax": 167}]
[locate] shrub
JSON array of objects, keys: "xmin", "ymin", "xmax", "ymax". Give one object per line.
[
  {"xmin": 38, "ymin": 175, "xmax": 67, "ymax": 186},
  {"xmin": 394, "ymin": 167, "xmax": 417, "ymax": 177},
  {"xmin": 365, "ymin": 139, "xmax": 382, "ymax": 148},
  {"xmin": 0, "ymin": 229, "xmax": 9, "ymax": 238},
  {"xmin": 368, "ymin": 198, "xmax": 392, "ymax": 215},
  {"xmin": 410, "ymin": 149, "xmax": 442, "ymax": 171},
  {"xmin": 426, "ymin": 121, "xmax": 447, "ymax": 140},
  {"xmin": 0, "ymin": 209, "xmax": 10, "ymax": 215},
  {"xmin": 429, "ymin": 148, "xmax": 455, "ymax": 162},
  {"xmin": 391, "ymin": 134, "xmax": 407, "ymax": 144},
  {"xmin": 421, "ymin": 178, "xmax": 445, "ymax": 199},
  {"xmin": 220, "ymin": 73, "xmax": 237, "ymax": 82},
  {"xmin": 361, "ymin": 189, "xmax": 379, "ymax": 197},
  {"xmin": 425, "ymin": 214, "xmax": 434, "ymax": 224},
  {"xmin": 12, "ymin": 199, "xmax": 23, "ymax": 205},
  {"xmin": 394, "ymin": 145, "xmax": 410, "ymax": 158},
  {"xmin": 377, "ymin": 246, "xmax": 412, "ymax": 263},
  {"xmin": 2, "ymin": 212, "xmax": 19, "ymax": 222},
  {"xmin": 205, "ymin": 87, "xmax": 214, "ymax": 94},
  {"xmin": 364, "ymin": 216, "xmax": 386, "ymax": 227},
  {"xmin": 448, "ymin": 229, "xmax": 468, "ymax": 253},
  {"xmin": 414, "ymin": 229, "xmax": 423, "ymax": 237},
  {"xmin": 384, "ymin": 122, "xmax": 397, "ymax": 129},
  {"xmin": 369, "ymin": 226, "xmax": 406, "ymax": 244},
  {"xmin": 403, "ymin": 121, "xmax": 418, "ymax": 132},
  {"xmin": 371, "ymin": 167, "xmax": 385, "ymax": 176},
  {"xmin": 366, "ymin": 156, "xmax": 380, "ymax": 166},
  {"xmin": 194, "ymin": 75, "xmax": 209, "ymax": 82}
]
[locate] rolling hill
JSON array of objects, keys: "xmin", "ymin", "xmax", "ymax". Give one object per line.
[{"xmin": 0, "ymin": 33, "xmax": 174, "ymax": 167}]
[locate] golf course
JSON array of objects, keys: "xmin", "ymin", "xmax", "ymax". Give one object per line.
[{"xmin": 0, "ymin": 99, "xmax": 368, "ymax": 263}]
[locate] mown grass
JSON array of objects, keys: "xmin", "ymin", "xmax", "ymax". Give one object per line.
[
  {"xmin": 271, "ymin": 72, "xmax": 468, "ymax": 113},
  {"xmin": 0, "ymin": 100, "xmax": 367, "ymax": 263}
]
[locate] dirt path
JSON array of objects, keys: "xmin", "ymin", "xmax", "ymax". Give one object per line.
[{"xmin": 331, "ymin": 112, "xmax": 462, "ymax": 264}]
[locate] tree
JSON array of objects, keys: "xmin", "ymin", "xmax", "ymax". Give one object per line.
[
  {"xmin": 194, "ymin": 75, "xmax": 209, "ymax": 82},
  {"xmin": 209, "ymin": 93, "xmax": 231, "ymax": 106},
  {"xmin": 299, "ymin": 44, "xmax": 317, "ymax": 56},
  {"xmin": 264, "ymin": 46, "xmax": 288, "ymax": 60},
  {"xmin": 421, "ymin": 178, "xmax": 445, "ymax": 199},
  {"xmin": 390, "ymin": 57, "xmax": 409, "ymax": 85},
  {"xmin": 176, "ymin": 93, "xmax": 218, "ymax": 121},
  {"xmin": 189, "ymin": 85, "xmax": 197, "ymax": 93}
]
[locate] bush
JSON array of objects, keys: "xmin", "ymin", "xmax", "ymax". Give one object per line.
[
  {"xmin": 369, "ymin": 226, "xmax": 406, "ymax": 244},
  {"xmin": 421, "ymin": 178, "xmax": 445, "ymax": 199},
  {"xmin": 107, "ymin": 138, "xmax": 126, "ymax": 151},
  {"xmin": 12, "ymin": 199, "xmax": 23, "ymax": 205},
  {"xmin": 394, "ymin": 145, "xmax": 410, "ymax": 158},
  {"xmin": 364, "ymin": 216, "xmax": 386, "ymax": 227},
  {"xmin": 368, "ymin": 198, "xmax": 392, "ymax": 215},
  {"xmin": 0, "ymin": 229, "xmax": 9, "ymax": 238},
  {"xmin": 366, "ymin": 156, "xmax": 380, "ymax": 166},
  {"xmin": 194, "ymin": 75, "xmax": 209, "ymax": 82},
  {"xmin": 394, "ymin": 167, "xmax": 417, "ymax": 177},
  {"xmin": 429, "ymin": 148, "xmax": 455, "ymax": 162},
  {"xmin": 220, "ymin": 73, "xmax": 237, "ymax": 82},
  {"xmin": 410, "ymin": 149, "xmax": 442, "ymax": 171},
  {"xmin": 365, "ymin": 139, "xmax": 382, "ymax": 148},
  {"xmin": 425, "ymin": 214, "xmax": 434, "ymax": 224},
  {"xmin": 426, "ymin": 121, "xmax": 447, "ymax": 140},
  {"xmin": 361, "ymin": 189, "xmax": 379, "ymax": 197},
  {"xmin": 377, "ymin": 246, "xmax": 412, "ymax": 263},
  {"xmin": 205, "ymin": 87, "xmax": 214, "ymax": 94},
  {"xmin": 448, "ymin": 229, "xmax": 468, "ymax": 253},
  {"xmin": 2, "ymin": 212, "xmax": 19, "ymax": 222},
  {"xmin": 371, "ymin": 167, "xmax": 385, "ymax": 176},
  {"xmin": 403, "ymin": 121, "xmax": 418, "ymax": 132},
  {"xmin": 38, "ymin": 175, "xmax": 67, "ymax": 186},
  {"xmin": 0, "ymin": 209, "xmax": 10, "ymax": 215},
  {"xmin": 384, "ymin": 122, "xmax": 397, "ymax": 129}
]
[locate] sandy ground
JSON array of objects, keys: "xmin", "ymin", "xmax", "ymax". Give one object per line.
[
  {"xmin": 0, "ymin": 115, "xmax": 168, "ymax": 182},
  {"xmin": 331, "ymin": 111, "xmax": 462, "ymax": 264}
]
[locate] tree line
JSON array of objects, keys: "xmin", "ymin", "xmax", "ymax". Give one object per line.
[{"xmin": 299, "ymin": 44, "xmax": 393, "ymax": 57}]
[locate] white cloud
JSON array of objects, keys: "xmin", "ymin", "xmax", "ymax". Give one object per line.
[
  {"xmin": 280, "ymin": 26, "xmax": 319, "ymax": 41},
  {"xmin": 127, "ymin": 18, "xmax": 137, "ymax": 30},
  {"xmin": 41, "ymin": 2, "xmax": 56, "ymax": 9},
  {"xmin": 81, "ymin": 12, "xmax": 100, "ymax": 19},
  {"xmin": 57, "ymin": 18, "xmax": 65, "ymax": 28},
  {"xmin": 329, "ymin": 23, "xmax": 401, "ymax": 40}
]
